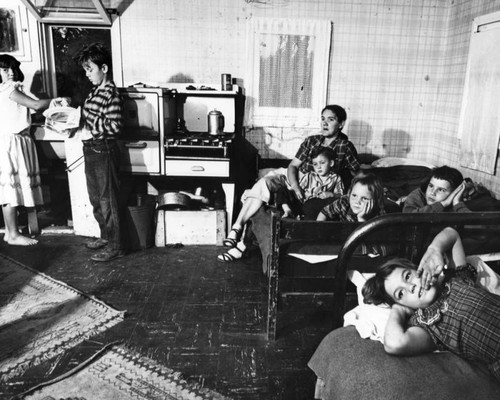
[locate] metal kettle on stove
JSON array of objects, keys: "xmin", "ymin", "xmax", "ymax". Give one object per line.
[{"xmin": 208, "ymin": 109, "xmax": 225, "ymax": 135}]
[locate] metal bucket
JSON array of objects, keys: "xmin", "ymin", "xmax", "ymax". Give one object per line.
[
  {"xmin": 126, "ymin": 194, "xmax": 157, "ymax": 250},
  {"xmin": 157, "ymin": 192, "xmax": 191, "ymax": 210}
]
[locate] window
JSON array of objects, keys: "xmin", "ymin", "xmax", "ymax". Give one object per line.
[
  {"xmin": 245, "ymin": 18, "xmax": 331, "ymax": 128},
  {"xmin": 0, "ymin": 0, "xmax": 32, "ymax": 61},
  {"xmin": 44, "ymin": 25, "xmax": 111, "ymax": 106},
  {"xmin": 19, "ymin": 0, "xmax": 112, "ymax": 26},
  {"xmin": 19, "ymin": 0, "xmax": 120, "ymax": 104}
]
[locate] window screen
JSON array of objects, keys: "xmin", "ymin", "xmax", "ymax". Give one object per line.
[
  {"xmin": 258, "ymin": 33, "xmax": 314, "ymax": 109},
  {"xmin": 245, "ymin": 18, "xmax": 331, "ymax": 128}
]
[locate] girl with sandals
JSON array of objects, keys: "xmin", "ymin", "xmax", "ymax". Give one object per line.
[{"xmin": 218, "ymin": 105, "xmax": 360, "ymax": 262}]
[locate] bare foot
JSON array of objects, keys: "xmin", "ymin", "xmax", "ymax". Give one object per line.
[
  {"xmin": 8, "ymin": 235, "xmax": 39, "ymax": 246},
  {"xmin": 281, "ymin": 204, "xmax": 295, "ymax": 219}
]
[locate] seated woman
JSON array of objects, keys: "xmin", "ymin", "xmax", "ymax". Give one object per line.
[
  {"xmin": 218, "ymin": 104, "xmax": 360, "ymax": 263},
  {"xmin": 362, "ymin": 227, "xmax": 500, "ymax": 382},
  {"xmin": 403, "ymin": 165, "xmax": 470, "ymax": 213}
]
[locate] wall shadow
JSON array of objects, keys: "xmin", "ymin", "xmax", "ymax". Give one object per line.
[
  {"xmin": 346, "ymin": 119, "xmax": 374, "ymax": 164},
  {"xmin": 166, "ymin": 73, "xmax": 195, "ymax": 83},
  {"xmin": 382, "ymin": 129, "xmax": 412, "ymax": 158}
]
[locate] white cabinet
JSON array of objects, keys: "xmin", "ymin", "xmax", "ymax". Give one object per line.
[
  {"xmin": 164, "ymin": 158, "xmax": 230, "ymax": 177},
  {"xmin": 64, "ymin": 139, "xmax": 100, "ymax": 238}
]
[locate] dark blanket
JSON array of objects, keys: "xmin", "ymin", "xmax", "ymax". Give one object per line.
[
  {"xmin": 369, "ymin": 165, "xmax": 431, "ymax": 200},
  {"xmin": 467, "ymin": 193, "xmax": 500, "ymax": 211},
  {"xmin": 308, "ymin": 326, "xmax": 500, "ymax": 400}
]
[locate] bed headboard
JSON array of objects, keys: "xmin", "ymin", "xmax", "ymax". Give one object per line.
[{"xmin": 332, "ymin": 212, "xmax": 500, "ymax": 328}]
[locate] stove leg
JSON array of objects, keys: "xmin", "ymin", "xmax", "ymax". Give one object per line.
[{"xmin": 27, "ymin": 207, "xmax": 39, "ymax": 236}]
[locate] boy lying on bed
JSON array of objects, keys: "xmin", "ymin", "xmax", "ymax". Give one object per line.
[
  {"xmin": 402, "ymin": 165, "xmax": 471, "ymax": 213},
  {"xmin": 362, "ymin": 227, "xmax": 500, "ymax": 382}
]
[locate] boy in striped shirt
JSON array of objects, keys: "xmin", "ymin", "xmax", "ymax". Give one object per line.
[{"xmin": 76, "ymin": 42, "xmax": 126, "ymax": 262}]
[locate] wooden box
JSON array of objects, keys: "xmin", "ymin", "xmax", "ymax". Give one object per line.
[{"xmin": 155, "ymin": 209, "xmax": 226, "ymax": 246}]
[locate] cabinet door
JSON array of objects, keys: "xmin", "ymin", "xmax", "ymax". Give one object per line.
[
  {"xmin": 458, "ymin": 11, "xmax": 500, "ymax": 174},
  {"xmin": 118, "ymin": 140, "xmax": 160, "ymax": 175}
]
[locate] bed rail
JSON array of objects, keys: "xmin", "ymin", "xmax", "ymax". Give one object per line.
[{"xmin": 267, "ymin": 211, "xmax": 500, "ymax": 340}]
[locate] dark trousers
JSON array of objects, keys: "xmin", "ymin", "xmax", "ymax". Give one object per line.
[{"xmin": 83, "ymin": 140, "xmax": 125, "ymax": 252}]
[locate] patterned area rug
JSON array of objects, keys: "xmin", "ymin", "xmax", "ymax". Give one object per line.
[
  {"xmin": 0, "ymin": 253, "xmax": 125, "ymax": 381},
  {"xmin": 23, "ymin": 345, "xmax": 231, "ymax": 400}
]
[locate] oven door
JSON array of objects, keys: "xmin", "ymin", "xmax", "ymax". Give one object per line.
[
  {"xmin": 120, "ymin": 89, "xmax": 160, "ymax": 140},
  {"xmin": 118, "ymin": 87, "xmax": 164, "ymax": 174},
  {"xmin": 119, "ymin": 139, "xmax": 160, "ymax": 174}
]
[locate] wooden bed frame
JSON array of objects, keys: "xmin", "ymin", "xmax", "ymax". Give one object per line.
[{"xmin": 267, "ymin": 211, "xmax": 500, "ymax": 340}]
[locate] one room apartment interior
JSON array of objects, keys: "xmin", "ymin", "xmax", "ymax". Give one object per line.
[{"xmin": 2, "ymin": 1, "xmax": 500, "ymax": 399}]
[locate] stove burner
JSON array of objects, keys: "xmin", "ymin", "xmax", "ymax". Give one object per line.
[
  {"xmin": 166, "ymin": 134, "xmax": 233, "ymax": 147},
  {"xmin": 165, "ymin": 133, "xmax": 234, "ymax": 158}
]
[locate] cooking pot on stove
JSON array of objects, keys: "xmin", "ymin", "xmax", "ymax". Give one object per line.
[
  {"xmin": 208, "ymin": 109, "xmax": 224, "ymax": 135},
  {"xmin": 157, "ymin": 192, "xmax": 191, "ymax": 210}
]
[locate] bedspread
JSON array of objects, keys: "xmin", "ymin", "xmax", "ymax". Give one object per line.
[{"xmin": 308, "ymin": 326, "xmax": 500, "ymax": 400}]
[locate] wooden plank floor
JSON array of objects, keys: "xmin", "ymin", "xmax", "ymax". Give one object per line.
[{"xmin": 0, "ymin": 232, "xmax": 337, "ymax": 399}]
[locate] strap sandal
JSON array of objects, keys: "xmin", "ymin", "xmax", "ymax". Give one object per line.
[
  {"xmin": 217, "ymin": 244, "xmax": 246, "ymax": 263},
  {"xmin": 223, "ymin": 227, "xmax": 243, "ymax": 248},
  {"xmin": 86, "ymin": 238, "xmax": 108, "ymax": 250}
]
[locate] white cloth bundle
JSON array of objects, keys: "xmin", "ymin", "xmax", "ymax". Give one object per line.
[{"xmin": 43, "ymin": 104, "xmax": 81, "ymax": 137}]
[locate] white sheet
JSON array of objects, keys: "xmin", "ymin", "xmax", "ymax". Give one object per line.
[{"xmin": 288, "ymin": 253, "xmax": 338, "ymax": 264}]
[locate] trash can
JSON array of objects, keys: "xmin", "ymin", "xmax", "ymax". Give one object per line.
[{"xmin": 126, "ymin": 194, "xmax": 156, "ymax": 251}]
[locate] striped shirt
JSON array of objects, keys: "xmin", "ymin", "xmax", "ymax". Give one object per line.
[
  {"xmin": 299, "ymin": 171, "xmax": 344, "ymax": 201},
  {"xmin": 294, "ymin": 133, "xmax": 360, "ymax": 175},
  {"xmin": 409, "ymin": 264, "xmax": 500, "ymax": 382},
  {"xmin": 82, "ymin": 81, "xmax": 123, "ymax": 140}
]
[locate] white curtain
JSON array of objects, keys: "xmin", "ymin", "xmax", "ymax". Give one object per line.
[
  {"xmin": 245, "ymin": 17, "xmax": 332, "ymax": 128},
  {"xmin": 458, "ymin": 15, "xmax": 500, "ymax": 174}
]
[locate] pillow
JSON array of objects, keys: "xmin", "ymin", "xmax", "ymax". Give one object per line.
[
  {"xmin": 469, "ymin": 255, "xmax": 500, "ymax": 295},
  {"xmin": 371, "ymin": 156, "xmax": 436, "ymax": 168},
  {"xmin": 345, "ymin": 270, "xmax": 390, "ymax": 342},
  {"xmin": 344, "ymin": 256, "xmax": 500, "ymax": 343}
]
